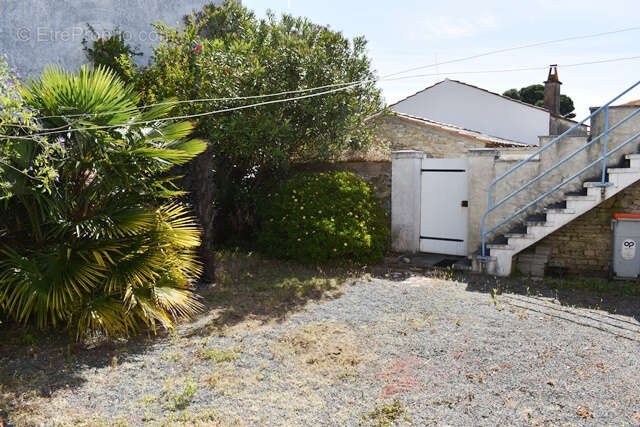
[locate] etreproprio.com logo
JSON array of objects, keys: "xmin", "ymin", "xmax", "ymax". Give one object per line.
[{"xmin": 0, "ymin": 0, "xmax": 160, "ymax": 43}]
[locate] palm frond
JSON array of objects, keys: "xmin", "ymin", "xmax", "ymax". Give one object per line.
[
  {"xmin": 72, "ymin": 295, "xmax": 138, "ymax": 340},
  {"xmin": 145, "ymin": 121, "xmax": 197, "ymax": 143},
  {"xmin": 2, "ymin": 64, "xmax": 206, "ymax": 340}
]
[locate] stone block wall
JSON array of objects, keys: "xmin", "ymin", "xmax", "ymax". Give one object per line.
[
  {"xmin": 516, "ymin": 181, "xmax": 640, "ymax": 277},
  {"xmin": 373, "ymin": 114, "xmax": 490, "ymax": 158}
]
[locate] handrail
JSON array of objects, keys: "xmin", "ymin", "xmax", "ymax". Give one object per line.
[
  {"xmin": 488, "ymin": 107, "xmax": 640, "ymax": 215},
  {"xmin": 485, "ymin": 130, "xmax": 640, "ymax": 240},
  {"xmin": 480, "ymin": 80, "xmax": 640, "ymax": 258}
]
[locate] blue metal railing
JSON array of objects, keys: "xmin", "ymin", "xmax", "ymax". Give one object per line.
[{"xmin": 480, "ymin": 80, "xmax": 640, "ymax": 259}]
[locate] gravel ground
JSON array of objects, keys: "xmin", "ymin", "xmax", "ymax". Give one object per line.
[{"xmin": 2, "ymin": 274, "xmax": 640, "ymax": 426}]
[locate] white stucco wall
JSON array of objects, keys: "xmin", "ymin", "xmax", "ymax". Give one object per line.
[
  {"xmin": 392, "ymin": 79, "xmax": 551, "ymax": 146},
  {"xmin": 0, "ymin": 0, "xmax": 231, "ymax": 78},
  {"xmin": 391, "ymin": 151, "xmax": 425, "ymax": 253}
]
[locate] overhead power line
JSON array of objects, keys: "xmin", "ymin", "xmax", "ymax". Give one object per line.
[
  {"xmin": 381, "ymin": 25, "xmax": 640, "ymax": 79},
  {"xmin": 6, "ymin": 83, "xmax": 363, "ymax": 140},
  {"xmin": 382, "ymin": 55, "xmax": 640, "ymax": 82},
  {"xmin": 6, "ymin": 53, "xmax": 640, "ymax": 140},
  {"xmin": 17, "ymin": 53, "xmax": 640, "ymax": 135},
  {"xmin": 32, "ymin": 25, "xmax": 640, "ymax": 121}
]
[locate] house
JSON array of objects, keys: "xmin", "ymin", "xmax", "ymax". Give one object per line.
[
  {"xmin": 374, "ymin": 111, "xmax": 527, "ymax": 158},
  {"xmin": 0, "ymin": 0, "xmax": 233, "ymax": 78},
  {"xmin": 391, "ymin": 73, "xmax": 640, "ymax": 279},
  {"xmin": 383, "ymin": 67, "xmax": 586, "ymax": 148}
]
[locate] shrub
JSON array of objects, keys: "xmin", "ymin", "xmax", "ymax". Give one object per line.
[
  {"xmin": 82, "ymin": 24, "xmax": 142, "ymax": 80},
  {"xmin": 257, "ymin": 172, "xmax": 388, "ymax": 264},
  {"xmin": 0, "ymin": 65, "xmax": 206, "ymax": 339},
  {"xmin": 114, "ymin": 0, "xmax": 383, "ymax": 242}
]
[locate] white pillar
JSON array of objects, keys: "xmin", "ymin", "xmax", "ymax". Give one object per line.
[{"xmin": 391, "ymin": 151, "xmax": 426, "ymax": 253}]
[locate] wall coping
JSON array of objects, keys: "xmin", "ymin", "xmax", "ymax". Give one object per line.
[
  {"xmin": 467, "ymin": 149, "xmax": 499, "ymax": 157},
  {"xmin": 391, "ymin": 150, "xmax": 428, "ymax": 160},
  {"xmin": 590, "ymin": 105, "xmax": 640, "ymax": 112}
]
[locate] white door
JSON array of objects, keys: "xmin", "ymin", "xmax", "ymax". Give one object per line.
[{"xmin": 420, "ymin": 158, "xmax": 469, "ymax": 256}]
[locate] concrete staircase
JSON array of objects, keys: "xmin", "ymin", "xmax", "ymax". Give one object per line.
[{"xmin": 485, "ymin": 153, "xmax": 640, "ymax": 276}]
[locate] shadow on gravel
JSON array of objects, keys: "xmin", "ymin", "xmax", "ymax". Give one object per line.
[
  {"xmin": 180, "ymin": 251, "xmax": 372, "ymax": 337},
  {"xmin": 461, "ymin": 272, "xmax": 640, "ymax": 343},
  {"xmin": 0, "ymin": 251, "xmax": 381, "ymax": 421},
  {"xmin": 0, "ymin": 325, "xmax": 165, "ymax": 424}
]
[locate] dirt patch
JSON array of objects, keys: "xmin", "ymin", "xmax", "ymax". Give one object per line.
[{"xmin": 272, "ymin": 321, "xmax": 364, "ymax": 374}]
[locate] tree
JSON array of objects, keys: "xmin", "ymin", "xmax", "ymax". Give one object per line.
[
  {"xmin": 0, "ymin": 65, "xmax": 206, "ymax": 339},
  {"xmin": 503, "ymin": 84, "xmax": 576, "ymax": 119},
  {"xmin": 116, "ymin": 1, "xmax": 383, "ymax": 255}
]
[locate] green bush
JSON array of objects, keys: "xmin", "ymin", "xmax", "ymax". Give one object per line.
[
  {"xmin": 82, "ymin": 24, "xmax": 141, "ymax": 80},
  {"xmin": 257, "ymin": 172, "xmax": 388, "ymax": 264}
]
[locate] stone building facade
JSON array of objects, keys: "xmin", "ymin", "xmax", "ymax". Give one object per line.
[{"xmin": 372, "ymin": 112, "xmax": 525, "ymax": 158}]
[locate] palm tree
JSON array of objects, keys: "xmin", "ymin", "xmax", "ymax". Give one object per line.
[{"xmin": 0, "ymin": 65, "xmax": 207, "ymax": 339}]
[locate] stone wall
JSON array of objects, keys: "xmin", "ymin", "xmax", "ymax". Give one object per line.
[
  {"xmin": 516, "ymin": 181, "xmax": 640, "ymax": 277},
  {"xmin": 373, "ymin": 114, "xmax": 491, "ymax": 158},
  {"xmin": 549, "ymin": 115, "xmax": 588, "ymax": 136}
]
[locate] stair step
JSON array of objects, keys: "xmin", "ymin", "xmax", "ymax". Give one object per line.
[
  {"xmin": 584, "ymin": 182, "xmax": 613, "ymax": 188},
  {"xmin": 564, "ymin": 195, "xmax": 597, "ymax": 202},
  {"xmin": 525, "ymin": 220, "xmax": 551, "ymax": 227},
  {"xmin": 607, "ymin": 168, "xmax": 640, "ymax": 174},
  {"xmin": 486, "ymin": 244, "xmax": 514, "ymax": 250},
  {"xmin": 544, "ymin": 208, "xmax": 576, "ymax": 214},
  {"xmin": 625, "ymin": 154, "xmax": 640, "ymax": 159},
  {"xmin": 504, "ymin": 233, "xmax": 534, "ymax": 239}
]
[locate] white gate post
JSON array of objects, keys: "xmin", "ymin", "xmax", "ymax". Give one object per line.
[{"xmin": 391, "ymin": 150, "xmax": 426, "ymax": 253}]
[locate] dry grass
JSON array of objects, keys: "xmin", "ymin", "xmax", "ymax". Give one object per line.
[
  {"xmin": 183, "ymin": 251, "xmax": 370, "ymax": 338},
  {"xmin": 272, "ymin": 321, "xmax": 364, "ymax": 376}
]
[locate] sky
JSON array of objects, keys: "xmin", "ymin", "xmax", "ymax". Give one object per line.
[{"xmin": 242, "ymin": 0, "xmax": 640, "ymax": 118}]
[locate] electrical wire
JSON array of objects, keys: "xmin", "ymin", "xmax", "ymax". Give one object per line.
[
  {"xmin": 33, "ymin": 25, "xmax": 640, "ymax": 121},
  {"xmin": 381, "ymin": 25, "xmax": 640, "ymax": 78},
  {"xmin": 381, "ymin": 55, "xmax": 640, "ymax": 82},
  {"xmin": 5, "ymin": 83, "xmax": 363, "ymax": 140},
  {"xmin": 18, "ymin": 53, "xmax": 640, "ymax": 137}
]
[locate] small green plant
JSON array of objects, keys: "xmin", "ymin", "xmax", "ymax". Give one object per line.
[
  {"xmin": 258, "ymin": 172, "xmax": 389, "ymax": 264},
  {"xmin": 338, "ymin": 371, "xmax": 359, "ymax": 380},
  {"xmin": 199, "ymin": 347, "xmax": 237, "ymax": 363},
  {"xmin": 139, "ymin": 394, "xmax": 159, "ymax": 405},
  {"xmin": 160, "ymin": 409, "xmax": 222, "ymax": 426},
  {"xmin": 361, "ymin": 399, "xmax": 406, "ymax": 426},
  {"xmin": 491, "ymin": 288, "xmax": 499, "ymax": 305},
  {"xmin": 164, "ymin": 376, "xmax": 198, "ymax": 411},
  {"xmin": 21, "ymin": 332, "xmax": 39, "ymax": 345}
]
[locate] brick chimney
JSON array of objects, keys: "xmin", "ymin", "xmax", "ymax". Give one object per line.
[{"xmin": 544, "ymin": 65, "xmax": 561, "ymax": 115}]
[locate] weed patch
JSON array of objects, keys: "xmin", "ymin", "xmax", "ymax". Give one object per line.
[
  {"xmin": 163, "ymin": 376, "xmax": 198, "ymax": 412},
  {"xmin": 198, "ymin": 347, "xmax": 237, "ymax": 363},
  {"xmin": 361, "ymin": 399, "xmax": 406, "ymax": 426}
]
